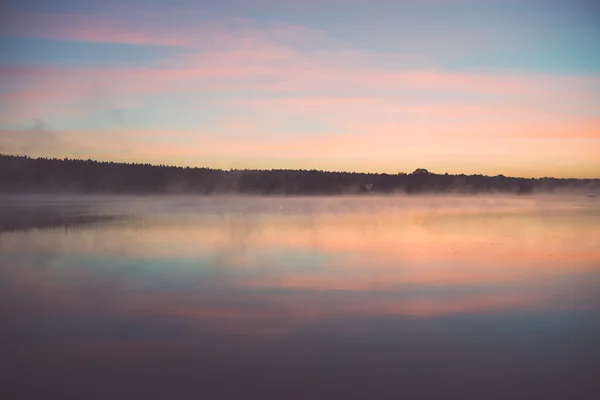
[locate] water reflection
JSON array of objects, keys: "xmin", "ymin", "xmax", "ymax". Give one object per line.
[{"xmin": 1, "ymin": 195, "xmax": 599, "ymax": 399}]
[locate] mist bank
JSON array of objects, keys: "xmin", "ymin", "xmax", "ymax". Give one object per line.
[{"xmin": 1, "ymin": 154, "xmax": 599, "ymax": 195}]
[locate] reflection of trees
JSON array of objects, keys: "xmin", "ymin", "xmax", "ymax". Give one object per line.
[{"xmin": 1, "ymin": 154, "xmax": 598, "ymax": 195}]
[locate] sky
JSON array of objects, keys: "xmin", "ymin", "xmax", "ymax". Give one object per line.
[{"xmin": 0, "ymin": 0, "xmax": 599, "ymax": 177}]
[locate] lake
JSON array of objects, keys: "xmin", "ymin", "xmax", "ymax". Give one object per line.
[{"xmin": 1, "ymin": 195, "xmax": 599, "ymax": 399}]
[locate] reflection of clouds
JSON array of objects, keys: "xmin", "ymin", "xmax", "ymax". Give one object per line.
[
  {"xmin": 1, "ymin": 195, "xmax": 599, "ymax": 334},
  {"xmin": 3, "ymin": 250, "xmax": 598, "ymax": 340},
  {"xmin": 4, "ymin": 196, "xmax": 598, "ymax": 270}
]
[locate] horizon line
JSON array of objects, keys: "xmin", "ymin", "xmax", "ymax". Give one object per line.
[{"xmin": 2, "ymin": 153, "xmax": 598, "ymax": 181}]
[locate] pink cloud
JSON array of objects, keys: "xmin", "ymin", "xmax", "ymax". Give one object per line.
[
  {"xmin": 2, "ymin": 11, "xmax": 598, "ymax": 122},
  {"xmin": 3, "ymin": 12, "xmax": 195, "ymax": 47},
  {"xmin": 2, "ymin": 57, "xmax": 598, "ymax": 125},
  {"xmin": 1, "ymin": 11, "xmax": 328, "ymax": 50},
  {"xmin": 1, "ymin": 12, "xmax": 598, "ymax": 177}
]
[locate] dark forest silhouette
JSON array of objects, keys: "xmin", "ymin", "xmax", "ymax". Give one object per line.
[{"xmin": 1, "ymin": 154, "xmax": 598, "ymax": 195}]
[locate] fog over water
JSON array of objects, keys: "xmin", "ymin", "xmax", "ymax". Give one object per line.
[{"xmin": 1, "ymin": 194, "xmax": 599, "ymax": 399}]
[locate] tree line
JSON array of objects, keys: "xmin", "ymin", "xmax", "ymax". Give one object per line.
[{"xmin": 1, "ymin": 154, "xmax": 598, "ymax": 195}]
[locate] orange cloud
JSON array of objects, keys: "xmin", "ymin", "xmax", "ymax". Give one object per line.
[{"xmin": 2, "ymin": 122, "xmax": 598, "ymax": 178}]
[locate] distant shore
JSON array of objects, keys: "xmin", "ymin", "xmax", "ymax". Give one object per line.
[{"xmin": 1, "ymin": 154, "xmax": 599, "ymax": 195}]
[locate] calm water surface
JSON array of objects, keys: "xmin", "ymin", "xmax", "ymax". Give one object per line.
[{"xmin": 1, "ymin": 195, "xmax": 599, "ymax": 399}]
